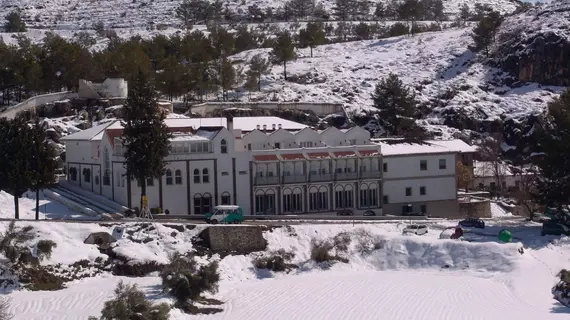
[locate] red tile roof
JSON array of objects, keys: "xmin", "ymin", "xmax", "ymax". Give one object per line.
[
  {"xmin": 307, "ymin": 152, "xmax": 331, "ymax": 159},
  {"xmin": 358, "ymin": 150, "xmax": 381, "ymax": 157},
  {"xmin": 253, "ymin": 154, "xmax": 279, "ymax": 161},
  {"xmin": 333, "ymin": 151, "xmax": 357, "ymax": 158},
  {"xmin": 281, "ymin": 153, "xmax": 306, "ymax": 160}
]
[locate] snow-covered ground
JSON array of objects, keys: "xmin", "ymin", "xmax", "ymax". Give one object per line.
[
  {"xmin": 0, "ymin": 190, "xmax": 85, "ymax": 220},
  {"xmin": 3, "ymin": 219, "xmax": 570, "ymax": 319}
]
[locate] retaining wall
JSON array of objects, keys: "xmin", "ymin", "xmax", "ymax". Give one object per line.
[
  {"xmin": 459, "ymin": 199, "xmax": 491, "ymax": 218},
  {"xmin": 191, "ymin": 101, "xmax": 345, "ymax": 117},
  {"xmin": 0, "ymin": 92, "xmax": 78, "ymax": 119},
  {"xmin": 199, "ymin": 225, "xmax": 267, "ymax": 254}
]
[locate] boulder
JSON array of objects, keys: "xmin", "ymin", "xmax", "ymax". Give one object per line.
[{"xmin": 84, "ymin": 232, "xmax": 117, "ymax": 248}]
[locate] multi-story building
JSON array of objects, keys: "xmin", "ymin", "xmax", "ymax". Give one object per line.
[{"xmin": 61, "ymin": 116, "xmax": 475, "ymax": 217}]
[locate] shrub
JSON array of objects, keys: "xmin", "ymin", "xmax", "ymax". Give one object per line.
[
  {"xmin": 253, "ymin": 249, "xmax": 296, "ymax": 272},
  {"xmin": 91, "ymin": 281, "xmax": 170, "ymax": 320},
  {"xmin": 160, "ymin": 253, "xmax": 220, "ymax": 310},
  {"xmin": 36, "ymin": 240, "xmax": 57, "ymax": 260},
  {"xmin": 310, "ymin": 236, "xmax": 350, "ymax": 264},
  {"xmin": 0, "ymin": 297, "xmax": 12, "ymax": 320},
  {"xmin": 554, "ymin": 269, "xmax": 570, "ymax": 307}
]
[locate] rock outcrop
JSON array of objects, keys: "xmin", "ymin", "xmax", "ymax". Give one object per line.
[{"xmin": 495, "ymin": 0, "xmax": 570, "ymax": 86}]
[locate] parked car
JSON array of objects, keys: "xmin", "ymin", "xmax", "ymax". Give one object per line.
[
  {"xmin": 541, "ymin": 220, "xmax": 570, "ymax": 236},
  {"xmin": 459, "ymin": 218, "xmax": 485, "ymax": 229},
  {"xmin": 205, "ymin": 205, "xmax": 244, "ymax": 224},
  {"xmin": 531, "ymin": 213, "xmax": 552, "ymax": 223},
  {"xmin": 363, "ymin": 210, "xmax": 376, "ymax": 216},
  {"xmin": 337, "ymin": 209, "xmax": 354, "ymax": 216},
  {"xmin": 402, "ymin": 224, "xmax": 428, "ymax": 236}
]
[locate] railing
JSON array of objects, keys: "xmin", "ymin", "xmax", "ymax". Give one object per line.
[
  {"xmin": 309, "ymin": 173, "xmax": 333, "ymax": 182},
  {"xmin": 254, "ymin": 176, "xmax": 280, "ymax": 185},
  {"xmin": 336, "ymin": 172, "xmax": 358, "ymax": 181},
  {"xmin": 283, "ymin": 175, "xmax": 306, "ymax": 184},
  {"xmin": 360, "ymin": 171, "xmax": 382, "ymax": 179}
]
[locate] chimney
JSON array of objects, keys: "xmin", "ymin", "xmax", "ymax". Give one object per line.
[
  {"xmin": 256, "ymin": 124, "xmax": 261, "ymax": 130},
  {"xmin": 263, "ymin": 124, "xmax": 267, "ymax": 132},
  {"xmin": 278, "ymin": 123, "xmax": 282, "ymax": 129},
  {"xmin": 226, "ymin": 115, "xmax": 234, "ymax": 131},
  {"xmin": 272, "ymin": 124, "xmax": 276, "ymax": 131}
]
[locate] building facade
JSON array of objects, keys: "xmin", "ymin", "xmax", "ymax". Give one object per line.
[{"xmin": 62, "ymin": 116, "xmax": 475, "ymax": 217}]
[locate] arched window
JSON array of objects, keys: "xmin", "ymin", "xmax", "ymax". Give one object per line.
[
  {"xmin": 335, "ymin": 184, "xmax": 353, "ymax": 209},
  {"xmin": 255, "ymin": 189, "xmax": 276, "ymax": 214},
  {"xmin": 221, "ymin": 191, "xmax": 231, "ymax": 205},
  {"xmin": 309, "ymin": 185, "xmax": 328, "ymax": 211},
  {"xmin": 103, "ymin": 147, "xmax": 110, "ymax": 185},
  {"xmin": 69, "ymin": 167, "xmax": 78, "ymax": 181},
  {"xmin": 193, "ymin": 193, "xmax": 212, "ymax": 214},
  {"xmin": 193, "ymin": 169, "xmax": 200, "ymax": 183},
  {"xmin": 221, "ymin": 139, "xmax": 227, "ymax": 154},
  {"xmin": 202, "ymin": 168, "xmax": 210, "ymax": 183},
  {"xmin": 83, "ymin": 168, "xmax": 91, "ymax": 183},
  {"xmin": 283, "ymin": 187, "xmax": 303, "ymax": 213},
  {"xmin": 175, "ymin": 170, "xmax": 183, "ymax": 185},
  {"xmin": 165, "ymin": 169, "xmax": 173, "ymax": 185}
]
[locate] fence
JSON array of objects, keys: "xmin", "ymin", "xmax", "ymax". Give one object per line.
[{"xmin": 0, "ymin": 91, "xmax": 78, "ymax": 119}]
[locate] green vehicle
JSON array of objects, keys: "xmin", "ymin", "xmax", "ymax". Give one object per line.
[
  {"xmin": 205, "ymin": 205, "xmax": 244, "ymax": 224},
  {"xmin": 541, "ymin": 220, "xmax": 570, "ymax": 236}
]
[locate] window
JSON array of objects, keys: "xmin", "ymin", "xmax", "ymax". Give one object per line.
[
  {"xmin": 221, "ymin": 139, "xmax": 227, "ymax": 154},
  {"xmin": 221, "ymin": 192, "xmax": 231, "ymax": 205},
  {"xmin": 83, "ymin": 168, "xmax": 91, "ymax": 183},
  {"xmin": 420, "ymin": 186, "xmax": 426, "ymax": 196},
  {"xmin": 478, "ymin": 183, "xmax": 484, "ymax": 189},
  {"xmin": 335, "ymin": 187, "xmax": 353, "ymax": 209},
  {"xmin": 193, "ymin": 169, "xmax": 200, "ymax": 183},
  {"xmin": 202, "ymin": 168, "xmax": 209, "ymax": 183},
  {"xmin": 69, "ymin": 167, "xmax": 77, "ymax": 181},
  {"xmin": 274, "ymin": 142, "xmax": 281, "ymax": 149},
  {"xmin": 349, "ymin": 139, "xmax": 357, "ymax": 145},
  {"xmin": 175, "ymin": 170, "xmax": 182, "ymax": 184},
  {"xmin": 255, "ymin": 191, "xmax": 275, "ymax": 214},
  {"xmin": 383, "ymin": 195, "xmax": 389, "ymax": 204},
  {"xmin": 221, "ymin": 171, "xmax": 229, "ymax": 176},
  {"xmin": 147, "ymin": 177, "xmax": 154, "ymax": 186},
  {"xmin": 165, "ymin": 170, "xmax": 173, "ymax": 185},
  {"xmin": 248, "ymin": 144, "xmax": 252, "ymax": 151},
  {"xmin": 116, "ymin": 171, "xmax": 121, "ymax": 187},
  {"xmin": 193, "ymin": 193, "xmax": 212, "ymax": 214},
  {"xmin": 420, "ymin": 160, "xmax": 427, "ymax": 171},
  {"xmin": 402, "ymin": 204, "xmax": 413, "ymax": 214},
  {"xmin": 283, "ymin": 193, "xmax": 303, "ymax": 213},
  {"xmin": 420, "ymin": 204, "xmax": 427, "ymax": 214},
  {"xmin": 239, "ymin": 171, "xmax": 247, "ymax": 175},
  {"xmin": 439, "ymin": 159, "xmax": 447, "ymax": 170},
  {"xmin": 114, "ymin": 138, "xmax": 124, "ymax": 156},
  {"xmin": 383, "ymin": 162, "xmax": 388, "ymax": 172},
  {"xmin": 103, "ymin": 148, "xmax": 110, "ymax": 186},
  {"xmin": 405, "ymin": 187, "xmax": 412, "ymax": 196},
  {"xmin": 309, "ymin": 189, "xmax": 328, "ymax": 211},
  {"xmin": 359, "ymin": 188, "xmax": 378, "ymax": 208}
]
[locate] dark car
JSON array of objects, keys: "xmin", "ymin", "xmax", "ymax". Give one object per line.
[
  {"xmin": 363, "ymin": 210, "xmax": 376, "ymax": 216},
  {"xmin": 336, "ymin": 209, "xmax": 354, "ymax": 216},
  {"xmin": 458, "ymin": 218, "xmax": 485, "ymax": 229},
  {"xmin": 541, "ymin": 220, "xmax": 570, "ymax": 236}
]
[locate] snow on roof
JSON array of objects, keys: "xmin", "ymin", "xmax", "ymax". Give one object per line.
[
  {"xmin": 375, "ymin": 139, "xmax": 476, "ymax": 156},
  {"xmin": 170, "ymin": 133, "xmax": 209, "ymax": 142},
  {"xmin": 60, "ymin": 121, "xmax": 116, "ymax": 141}
]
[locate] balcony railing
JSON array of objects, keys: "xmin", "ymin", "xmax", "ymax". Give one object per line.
[
  {"xmin": 254, "ymin": 176, "xmax": 280, "ymax": 185},
  {"xmin": 283, "ymin": 175, "xmax": 306, "ymax": 184},
  {"xmin": 309, "ymin": 173, "xmax": 334, "ymax": 182},
  {"xmin": 336, "ymin": 172, "xmax": 358, "ymax": 181},
  {"xmin": 360, "ymin": 171, "xmax": 382, "ymax": 180}
]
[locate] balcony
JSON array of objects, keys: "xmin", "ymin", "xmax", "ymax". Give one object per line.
[
  {"xmin": 360, "ymin": 171, "xmax": 382, "ymax": 180},
  {"xmin": 335, "ymin": 172, "xmax": 358, "ymax": 181},
  {"xmin": 254, "ymin": 176, "xmax": 280, "ymax": 185},
  {"xmin": 283, "ymin": 175, "xmax": 306, "ymax": 184},
  {"xmin": 309, "ymin": 173, "xmax": 333, "ymax": 183}
]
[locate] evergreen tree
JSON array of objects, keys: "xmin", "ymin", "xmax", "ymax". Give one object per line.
[
  {"xmin": 4, "ymin": 11, "xmax": 26, "ymax": 32},
  {"xmin": 459, "ymin": 4, "xmax": 470, "ymax": 26},
  {"xmin": 176, "ymin": 0, "xmax": 194, "ymax": 30},
  {"xmin": 121, "ymin": 71, "xmax": 171, "ymax": 212},
  {"xmin": 298, "ymin": 22, "xmax": 326, "ymax": 58},
  {"xmin": 354, "ymin": 22, "xmax": 371, "ymax": 40},
  {"xmin": 432, "ymin": 0, "xmax": 446, "ymax": 22},
  {"xmin": 156, "ymin": 56, "xmax": 186, "ymax": 101},
  {"xmin": 534, "ymin": 88, "xmax": 570, "ymax": 215},
  {"xmin": 333, "ymin": 0, "xmax": 357, "ymax": 21},
  {"xmin": 374, "ymin": 2, "xmax": 386, "ymax": 20},
  {"xmin": 398, "ymin": 0, "xmax": 423, "ymax": 35},
  {"xmin": 371, "ymin": 73, "xmax": 416, "ymax": 136},
  {"xmin": 271, "ymin": 31, "xmax": 296, "ymax": 81},
  {"xmin": 249, "ymin": 54, "xmax": 271, "ymax": 91},
  {"xmin": 244, "ymin": 70, "xmax": 259, "ymax": 100},
  {"xmin": 30, "ymin": 118, "xmax": 57, "ymax": 220},
  {"xmin": 471, "ymin": 12, "xmax": 502, "ymax": 56},
  {"xmin": 288, "ymin": 0, "xmax": 316, "ymax": 20}
]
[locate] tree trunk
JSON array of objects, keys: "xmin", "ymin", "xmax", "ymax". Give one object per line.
[
  {"xmin": 35, "ymin": 189, "xmax": 40, "ymax": 220},
  {"xmin": 257, "ymin": 72, "xmax": 262, "ymax": 91},
  {"xmin": 140, "ymin": 176, "xmax": 147, "ymax": 216},
  {"xmin": 283, "ymin": 60, "xmax": 287, "ymax": 80},
  {"xmin": 14, "ymin": 194, "xmax": 19, "ymax": 219},
  {"xmin": 310, "ymin": 46, "xmax": 313, "ymax": 58}
]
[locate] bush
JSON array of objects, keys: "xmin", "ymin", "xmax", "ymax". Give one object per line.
[
  {"xmin": 91, "ymin": 281, "xmax": 170, "ymax": 320},
  {"xmin": 0, "ymin": 297, "xmax": 12, "ymax": 320},
  {"xmin": 160, "ymin": 253, "xmax": 220, "ymax": 309},
  {"xmin": 553, "ymin": 269, "xmax": 570, "ymax": 307},
  {"xmin": 36, "ymin": 240, "xmax": 57, "ymax": 260},
  {"xmin": 310, "ymin": 232, "xmax": 351, "ymax": 264},
  {"xmin": 253, "ymin": 249, "xmax": 296, "ymax": 272},
  {"xmin": 388, "ymin": 22, "xmax": 409, "ymax": 37}
]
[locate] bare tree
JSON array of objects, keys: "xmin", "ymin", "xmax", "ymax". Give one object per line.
[
  {"xmin": 511, "ymin": 166, "xmax": 540, "ymax": 220},
  {"xmin": 457, "ymin": 161, "xmax": 474, "ymax": 192},
  {"xmin": 478, "ymin": 137, "xmax": 507, "ymax": 198}
]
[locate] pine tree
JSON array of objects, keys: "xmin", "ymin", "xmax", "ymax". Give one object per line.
[
  {"xmin": 534, "ymin": 88, "xmax": 570, "ymax": 216},
  {"xmin": 459, "ymin": 4, "xmax": 470, "ymax": 26},
  {"xmin": 4, "ymin": 11, "xmax": 26, "ymax": 33},
  {"xmin": 374, "ymin": 2, "xmax": 386, "ymax": 20},
  {"xmin": 298, "ymin": 22, "xmax": 326, "ymax": 58},
  {"xmin": 371, "ymin": 73, "xmax": 417, "ymax": 136},
  {"xmin": 30, "ymin": 118, "xmax": 57, "ymax": 220},
  {"xmin": 398, "ymin": 0, "xmax": 422, "ymax": 35},
  {"xmin": 121, "ymin": 70, "xmax": 172, "ymax": 212},
  {"xmin": 471, "ymin": 12, "xmax": 502, "ymax": 56},
  {"xmin": 244, "ymin": 70, "xmax": 259, "ymax": 100},
  {"xmin": 249, "ymin": 54, "xmax": 271, "ymax": 91},
  {"xmin": 271, "ymin": 31, "xmax": 296, "ymax": 81},
  {"xmin": 333, "ymin": 0, "xmax": 357, "ymax": 21},
  {"xmin": 288, "ymin": 0, "xmax": 316, "ymax": 20},
  {"xmin": 176, "ymin": 0, "xmax": 194, "ymax": 30}
]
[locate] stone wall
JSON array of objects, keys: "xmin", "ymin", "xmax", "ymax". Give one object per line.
[
  {"xmin": 0, "ymin": 92, "xmax": 78, "ymax": 120},
  {"xmin": 459, "ymin": 198, "xmax": 491, "ymax": 218},
  {"xmin": 191, "ymin": 101, "xmax": 345, "ymax": 117},
  {"xmin": 199, "ymin": 226, "xmax": 267, "ymax": 254}
]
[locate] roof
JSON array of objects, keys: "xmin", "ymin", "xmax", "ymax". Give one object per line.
[
  {"xmin": 60, "ymin": 121, "xmax": 116, "ymax": 141},
  {"xmin": 374, "ymin": 139, "xmax": 477, "ymax": 156},
  {"xmin": 254, "ymin": 154, "xmax": 279, "ymax": 161},
  {"xmin": 307, "ymin": 152, "xmax": 331, "ymax": 159},
  {"xmin": 170, "ymin": 133, "xmax": 210, "ymax": 142},
  {"xmin": 473, "ymin": 161, "xmax": 535, "ymax": 178}
]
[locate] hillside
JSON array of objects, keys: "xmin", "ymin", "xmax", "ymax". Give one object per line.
[
  {"xmin": 232, "ymin": 27, "xmax": 564, "ymax": 139},
  {"xmin": 2, "ymin": 0, "xmax": 520, "ymax": 30}
]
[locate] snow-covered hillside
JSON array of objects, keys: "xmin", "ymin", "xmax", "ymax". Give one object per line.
[
  {"xmin": 233, "ymin": 27, "xmax": 564, "ymax": 138},
  {"xmin": 3, "ymin": 219, "xmax": 570, "ymax": 319},
  {"xmin": 2, "ymin": 0, "xmax": 519, "ymax": 30}
]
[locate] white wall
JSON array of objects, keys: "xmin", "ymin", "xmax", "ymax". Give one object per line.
[
  {"xmin": 345, "ymin": 127, "xmax": 370, "ymax": 145},
  {"xmin": 162, "ymin": 161, "xmax": 187, "ymax": 214},
  {"xmin": 0, "ymin": 92, "xmax": 77, "ymax": 120},
  {"xmin": 242, "ymin": 130, "xmax": 270, "ymax": 150},
  {"xmin": 383, "ymin": 176, "xmax": 456, "ymax": 204},
  {"xmin": 65, "ymin": 141, "xmax": 99, "ymax": 164},
  {"xmin": 294, "ymin": 128, "xmax": 324, "ymax": 148},
  {"xmin": 383, "ymin": 154, "xmax": 456, "ymax": 179},
  {"xmin": 234, "ymin": 153, "xmax": 251, "ymax": 214},
  {"xmin": 320, "ymin": 127, "xmax": 346, "ymax": 147},
  {"xmin": 268, "ymin": 129, "xmax": 298, "ymax": 149}
]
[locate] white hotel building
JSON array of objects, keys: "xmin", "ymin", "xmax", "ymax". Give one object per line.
[{"xmin": 61, "ymin": 116, "xmax": 476, "ymax": 218}]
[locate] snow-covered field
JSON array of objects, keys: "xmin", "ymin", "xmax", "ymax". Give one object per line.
[
  {"xmin": 2, "ymin": 218, "xmax": 569, "ymax": 319},
  {"xmin": 0, "ymin": 190, "xmax": 86, "ymax": 220}
]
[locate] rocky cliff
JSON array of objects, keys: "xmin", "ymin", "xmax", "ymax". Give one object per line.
[{"xmin": 495, "ymin": 0, "xmax": 570, "ymax": 86}]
